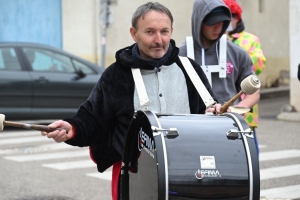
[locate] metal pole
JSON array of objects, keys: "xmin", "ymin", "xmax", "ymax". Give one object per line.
[{"xmin": 100, "ymin": 0, "xmax": 109, "ymax": 68}]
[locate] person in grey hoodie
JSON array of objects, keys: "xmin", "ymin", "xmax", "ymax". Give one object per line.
[{"xmin": 179, "ymin": 0, "xmax": 260, "ymax": 109}]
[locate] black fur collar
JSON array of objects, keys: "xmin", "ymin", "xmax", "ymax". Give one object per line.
[{"xmin": 115, "ymin": 39, "xmax": 179, "ymax": 70}]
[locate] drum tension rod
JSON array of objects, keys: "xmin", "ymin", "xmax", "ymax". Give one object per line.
[
  {"xmin": 226, "ymin": 129, "xmax": 252, "ymax": 140},
  {"xmin": 151, "ymin": 126, "xmax": 179, "ymax": 139}
]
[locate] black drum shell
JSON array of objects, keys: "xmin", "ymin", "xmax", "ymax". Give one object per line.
[
  {"xmin": 160, "ymin": 115, "xmax": 250, "ymax": 199},
  {"xmin": 120, "ymin": 112, "xmax": 260, "ymax": 200}
]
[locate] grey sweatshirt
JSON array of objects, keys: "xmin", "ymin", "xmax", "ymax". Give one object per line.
[{"xmin": 179, "ymin": 0, "xmax": 253, "ymax": 104}]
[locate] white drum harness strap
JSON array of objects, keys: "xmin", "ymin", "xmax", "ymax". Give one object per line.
[
  {"xmin": 186, "ymin": 34, "xmax": 227, "ymax": 86},
  {"xmin": 131, "ymin": 68, "xmax": 151, "ymax": 110},
  {"xmin": 131, "ymin": 57, "xmax": 216, "ymax": 110}
]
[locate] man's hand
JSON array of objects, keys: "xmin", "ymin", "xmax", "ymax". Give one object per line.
[
  {"xmin": 205, "ymin": 103, "xmax": 222, "ymax": 114},
  {"xmin": 41, "ymin": 120, "xmax": 73, "ymax": 143}
]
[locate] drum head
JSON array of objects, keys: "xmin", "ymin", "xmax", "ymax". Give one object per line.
[
  {"xmin": 120, "ymin": 111, "xmax": 163, "ymax": 200},
  {"xmin": 129, "ymin": 145, "xmax": 159, "ymax": 199}
]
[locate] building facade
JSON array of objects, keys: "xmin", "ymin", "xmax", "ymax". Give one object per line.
[{"xmin": 1, "ymin": 0, "xmax": 299, "ymax": 111}]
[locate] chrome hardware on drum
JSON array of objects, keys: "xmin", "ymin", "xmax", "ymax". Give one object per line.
[{"xmin": 119, "ymin": 110, "xmax": 260, "ymax": 200}]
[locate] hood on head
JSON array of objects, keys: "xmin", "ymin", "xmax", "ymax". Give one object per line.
[{"xmin": 192, "ymin": 0, "xmax": 231, "ymax": 49}]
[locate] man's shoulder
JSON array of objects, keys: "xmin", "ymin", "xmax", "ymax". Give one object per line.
[{"xmin": 101, "ymin": 62, "xmax": 131, "ymax": 82}]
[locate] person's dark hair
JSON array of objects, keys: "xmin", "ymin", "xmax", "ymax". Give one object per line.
[{"xmin": 132, "ymin": 2, "xmax": 173, "ymax": 29}]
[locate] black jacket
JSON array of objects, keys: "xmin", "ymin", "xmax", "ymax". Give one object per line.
[{"xmin": 65, "ymin": 40, "xmax": 216, "ymax": 172}]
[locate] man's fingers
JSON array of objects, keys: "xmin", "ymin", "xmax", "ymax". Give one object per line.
[
  {"xmin": 41, "ymin": 131, "xmax": 48, "ymax": 136},
  {"xmin": 52, "ymin": 131, "xmax": 68, "ymax": 143}
]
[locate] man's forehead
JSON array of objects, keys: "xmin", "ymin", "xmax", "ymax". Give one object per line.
[{"xmin": 139, "ymin": 11, "xmax": 171, "ymax": 22}]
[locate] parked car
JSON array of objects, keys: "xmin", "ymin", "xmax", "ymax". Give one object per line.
[{"xmin": 0, "ymin": 42, "xmax": 105, "ymax": 120}]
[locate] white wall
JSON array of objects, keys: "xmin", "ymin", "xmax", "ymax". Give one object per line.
[
  {"xmin": 62, "ymin": 0, "xmax": 100, "ymax": 64},
  {"xmin": 239, "ymin": 0, "xmax": 290, "ymax": 88},
  {"xmin": 289, "ymin": 0, "xmax": 300, "ymax": 111},
  {"xmin": 61, "ymin": 0, "xmax": 294, "ymax": 90}
]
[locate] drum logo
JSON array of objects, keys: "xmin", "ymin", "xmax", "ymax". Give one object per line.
[
  {"xmin": 195, "ymin": 169, "xmax": 221, "ymax": 179},
  {"xmin": 195, "ymin": 156, "xmax": 221, "ymax": 179},
  {"xmin": 138, "ymin": 128, "xmax": 155, "ymax": 158}
]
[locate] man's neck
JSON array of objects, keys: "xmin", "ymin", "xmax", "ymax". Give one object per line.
[{"xmin": 200, "ymin": 33, "xmax": 215, "ymax": 49}]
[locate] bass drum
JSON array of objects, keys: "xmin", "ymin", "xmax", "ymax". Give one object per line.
[{"xmin": 119, "ymin": 110, "xmax": 260, "ymax": 200}]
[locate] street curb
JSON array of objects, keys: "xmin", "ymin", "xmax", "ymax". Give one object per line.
[
  {"xmin": 277, "ymin": 112, "xmax": 300, "ymax": 122},
  {"xmin": 260, "ymin": 86, "xmax": 289, "ymax": 99},
  {"xmin": 260, "ymin": 86, "xmax": 300, "ymax": 122}
]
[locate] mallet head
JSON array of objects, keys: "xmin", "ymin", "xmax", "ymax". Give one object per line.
[{"xmin": 0, "ymin": 114, "xmax": 5, "ymax": 131}]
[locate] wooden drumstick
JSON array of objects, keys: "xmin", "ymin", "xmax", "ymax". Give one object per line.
[
  {"xmin": 219, "ymin": 75, "xmax": 261, "ymax": 114},
  {"xmin": 0, "ymin": 114, "xmax": 61, "ymax": 132},
  {"xmin": 219, "ymin": 91, "xmax": 244, "ymax": 114}
]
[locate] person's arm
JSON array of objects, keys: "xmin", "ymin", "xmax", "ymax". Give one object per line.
[
  {"xmin": 237, "ymin": 89, "xmax": 260, "ymax": 109},
  {"xmin": 41, "ymin": 68, "xmax": 115, "ymax": 147},
  {"xmin": 235, "ymin": 44, "xmax": 261, "ymax": 110},
  {"xmin": 41, "ymin": 120, "xmax": 74, "ymax": 143}
]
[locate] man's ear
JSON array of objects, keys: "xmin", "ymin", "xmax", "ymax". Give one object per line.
[{"xmin": 130, "ymin": 27, "xmax": 137, "ymax": 42}]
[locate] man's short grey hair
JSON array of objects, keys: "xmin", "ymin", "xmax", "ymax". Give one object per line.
[{"xmin": 132, "ymin": 2, "xmax": 173, "ymax": 29}]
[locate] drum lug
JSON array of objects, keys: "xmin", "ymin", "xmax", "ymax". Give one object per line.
[
  {"xmin": 151, "ymin": 126, "xmax": 179, "ymax": 139},
  {"xmin": 226, "ymin": 129, "xmax": 252, "ymax": 139}
]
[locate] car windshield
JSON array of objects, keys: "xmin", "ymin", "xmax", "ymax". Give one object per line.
[
  {"xmin": 0, "ymin": 48, "xmax": 22, "ymax": 70},
  {"xmin": 72, "ymin": 59, "xmax": 98, "ymax": 74},
  {"xmin": 23, "ymin": 47, "xmax": 76, "ymax": 73}
]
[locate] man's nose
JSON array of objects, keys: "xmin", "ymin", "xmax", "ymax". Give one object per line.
[{"xmin": 154, "ymin": 33, "xmax": 163, "ymax": 43}]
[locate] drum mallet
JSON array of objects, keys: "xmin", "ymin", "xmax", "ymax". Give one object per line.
[
  {"xmin": 219, "ymin": 75, "xmax": 261, "ymax": 114},
  {"xmin": 0, "ymin": 114, "xmax": 58, "ymax": 132}
]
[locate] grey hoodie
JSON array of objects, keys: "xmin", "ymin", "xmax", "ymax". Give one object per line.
[{"xmin": 179, "ymin": 0, "xmax": 253, "ymax": 105}]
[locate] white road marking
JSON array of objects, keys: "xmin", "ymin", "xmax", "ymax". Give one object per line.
[
  {"xmin": 0, "ymin": 142, "xmax": 75, "ymax": 155},
  {"xmin": 260, "ymin": 184, "xmax": 300, "ymax": 199},
  {"xmin": 0, "ymin": 136, "xmax": 49, "ymax": 145},
  {"xmin": 0, "ymin": 131, "xmax": 38, "ymax": 138},
  {"xmin": 260, "ymin": 150, "xmax": 300, "ymax": 161},
  {"xmin": 43, "ymin": 159, "xmax": 96, "ymax": 170},
  {"xmin": 4, "ymin": 150, "xmax": 89, "ymax": 162},
  {"xmin": 86, "ymin": 171, "xmax": 112, "ymax": 181},
  {"xmin": 259, "ymin": 145, "xmax": 267, "ymax": 149},
  {"xmin": 260, "ymin": 164, "xmax": 300, "ymax": 180}
]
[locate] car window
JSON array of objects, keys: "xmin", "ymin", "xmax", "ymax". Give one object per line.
[
  {"xmin": 0, "ymin": 47, "xmax": 22, "ymax": 70},
  {"xmin": 72, "ymin": 59, "xmax": 96, "ymax": 74},
  {"xmin": 22, "ymin": 47, "xmax": 75, "ymax": 73}
]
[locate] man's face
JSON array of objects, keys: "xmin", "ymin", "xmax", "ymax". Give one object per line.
[
  {"xmin": 130, "ymin": 11, "xmax": 173, "ymax": 60},
  {"xmin": 201, "ymin": 21, "xmax": 224, "ymax": 41}
]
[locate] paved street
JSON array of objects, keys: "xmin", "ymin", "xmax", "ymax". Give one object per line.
[
  {"xmin": 0, "ymin": 94, "xmax": 299, "ymax": 200},
  {"xmin": 257, "ymin": 95, "xmax": 300, "ymax": 200}
]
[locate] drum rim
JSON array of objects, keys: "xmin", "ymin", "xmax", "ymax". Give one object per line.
[{"xmin": 223, "ymin": 112, "xmax": 258, "ymax": 200}]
